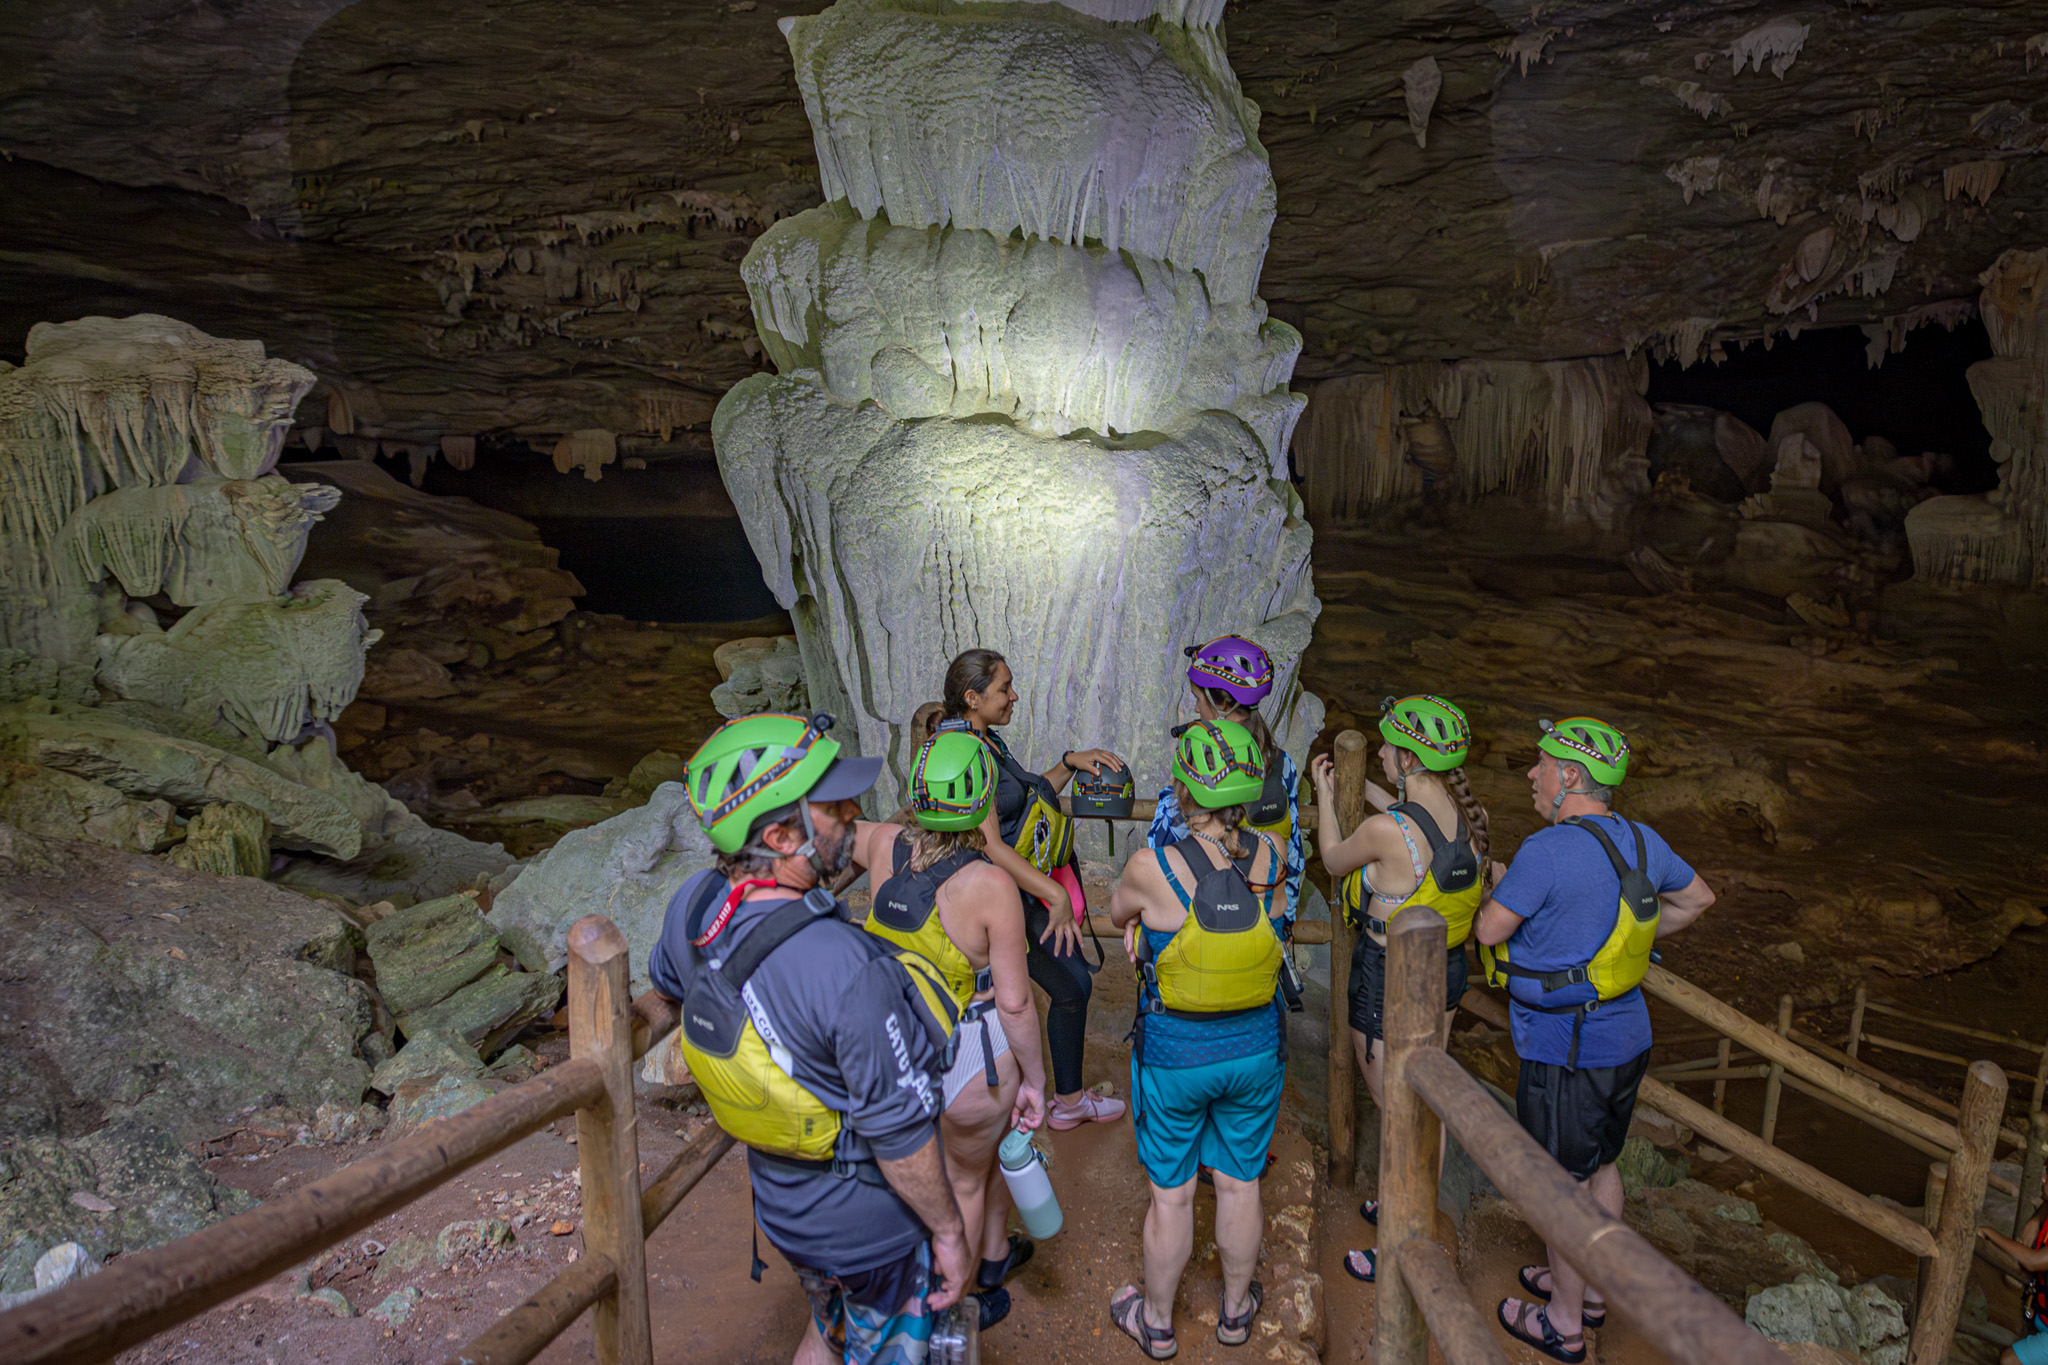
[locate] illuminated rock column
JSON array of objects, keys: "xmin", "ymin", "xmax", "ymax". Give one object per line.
[{"xmin": 714, "ymin": 0, "xmax": 1320, "ymax": 803}]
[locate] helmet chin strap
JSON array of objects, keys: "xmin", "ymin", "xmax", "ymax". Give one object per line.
[{"xmin": 1549, "ymin": 760, "xmax": 1598, "ymax": 821}]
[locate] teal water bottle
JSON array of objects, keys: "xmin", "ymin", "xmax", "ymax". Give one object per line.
[{"xmin": 997, "ymin": 1128, "xmax": 1063, "ymax": 1239}]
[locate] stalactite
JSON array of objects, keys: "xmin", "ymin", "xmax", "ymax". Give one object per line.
[{"xmin": 1291, "ymin": 356, "xmax": 1652, "ymax": 525}]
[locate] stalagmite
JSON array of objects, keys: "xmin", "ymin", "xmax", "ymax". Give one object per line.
[{"xmin": 717, "ymin": 0, "xmax": 1319, "ymax": 804}]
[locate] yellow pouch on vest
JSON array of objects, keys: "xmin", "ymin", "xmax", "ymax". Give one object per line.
[{"xmin": 1012, "ymin": 792, "xmax": 1074, "ymax": 876}]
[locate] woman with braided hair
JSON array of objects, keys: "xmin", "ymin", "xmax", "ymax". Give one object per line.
[{"xmin": 1311, "ymin": 694, "xmax": 1496, "ymax": 1284}]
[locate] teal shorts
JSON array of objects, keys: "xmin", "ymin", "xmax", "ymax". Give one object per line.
[
  {"xmin": 1131, "ymin": 1051, "xmax": 1285, "ymax": 1189},
  {"xmin": 2015, "ymin": 1321, "xmax": 2048, "ymax": 1365}
]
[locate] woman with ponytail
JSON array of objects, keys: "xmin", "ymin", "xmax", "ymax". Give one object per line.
[
  {"xmin": 1149, "ymin": 636, "xmax": 1305, "ymax": 926},
  {"xmin": 1311, "ymin": 695, "xmax": 1494, "ymax": 1284}
]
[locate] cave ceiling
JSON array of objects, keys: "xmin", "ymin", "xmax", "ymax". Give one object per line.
[{"xmin": 0, "ymin": 0, "xmax": 2043, "ymax": 448}]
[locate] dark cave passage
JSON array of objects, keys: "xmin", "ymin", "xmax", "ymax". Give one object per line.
[{"xmin": 1647, "ymin": 317, "xmax": 1998, "ymax": 495}]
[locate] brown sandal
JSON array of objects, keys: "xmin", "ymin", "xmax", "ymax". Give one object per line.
[
  {"xmin": 1216, "ymin": 1281, "xmax": 1263, "ymax": 1346},
  {"xmin": 1111, "ymin": 1285, "xmax": 1178, "ymax": 1360},
  {"xmin": 1497, "ymin": 1297, "xmax": 1586, "ymax": 1364}
]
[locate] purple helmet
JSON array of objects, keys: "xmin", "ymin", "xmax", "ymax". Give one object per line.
[{"xmin": 1184, "ymin": 635, "xmax": 1274, "ymax": 705}]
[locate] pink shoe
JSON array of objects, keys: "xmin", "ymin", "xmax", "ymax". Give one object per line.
[{"xmin": 1049, "ymin": 1091, "xmax": 1126, "ymax": 1130}]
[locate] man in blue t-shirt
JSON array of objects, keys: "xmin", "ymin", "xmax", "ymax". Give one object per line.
[{"xmin": 1474, "ymin": 716, "xmax": 1716, "ymax": 1364}]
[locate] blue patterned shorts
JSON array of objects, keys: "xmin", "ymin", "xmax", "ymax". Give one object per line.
[{"xmin": 792, "ymin": 1240, "xmax": 934, "ymax": 1365}]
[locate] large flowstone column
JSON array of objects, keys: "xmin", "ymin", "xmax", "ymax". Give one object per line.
[{"xmin": 714, "ymin": 0, "xmax": 1321, "ymax": 803}]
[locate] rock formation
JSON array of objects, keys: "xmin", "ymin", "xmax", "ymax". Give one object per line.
[
  {"xmin": 1908, "ymin": 248, "xmax": 2048, "ymax": 585},
  {"xmin": 716, "ymin": 0, "xmax": 1320, "ymax": 799}
]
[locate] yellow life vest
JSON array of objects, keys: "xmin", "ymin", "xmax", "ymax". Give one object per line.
[
  {"xmin": 677, "ymin": 881, "xmax": 958, "ymax": 1162},
  {"xmin": 1478, "ymin": 816, "xmax": 1660, "ymax": 1068},
  {"xmin": 1142, "ymin": 835, "xmax": 1283, "ymax": 1015},
  {"xmin": 866, "ymin": 835, "xmax": 992, "ymax": 1013},
  {"xmin": 1337, "ymin": 803, "xmax": 1482, "ymax": 946}
]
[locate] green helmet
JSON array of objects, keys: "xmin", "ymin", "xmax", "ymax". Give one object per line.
[
  {"xmin": 1379, "ymin": 695, "xmax": 1470, "ymax": 772},
  {"xmin": 1172, "ymin": 718, "xmax": 1266, "ymax": 809},
  {"xmin": 684, "ymin": 712, "xmax": 878, "ymax": 854},
  {"xmin": 1538, "ymin": 716, "xmax": 1631, "ymax": 788},
  {"xmin": 909, "ymin": 732, "xmax": 995, "ymax": 832}
]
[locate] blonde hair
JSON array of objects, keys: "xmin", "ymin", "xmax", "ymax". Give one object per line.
[{"xmin": 909, "ymin": 824, "xmax": 986, "ymax": 872}]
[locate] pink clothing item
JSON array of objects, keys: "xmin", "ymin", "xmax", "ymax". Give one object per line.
[{"xmin": 1052, "ymin": 862, "xmax": 1086, "ymax": 924}]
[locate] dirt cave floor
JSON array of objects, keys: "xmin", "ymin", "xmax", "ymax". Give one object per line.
[{"xmin": 147, "ymin": 524, "xmax": 2048, "ymax": 1365}]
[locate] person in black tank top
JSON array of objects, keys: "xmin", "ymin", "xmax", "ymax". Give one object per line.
[{"xmin": 938, "ymin": 647, "xmax": 1128, "ymax": 1129}]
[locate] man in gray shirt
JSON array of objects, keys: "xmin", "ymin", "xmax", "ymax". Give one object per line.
[{"xmin": 651, "ymin": 713, "xmax": 970, "ymax": 1365}]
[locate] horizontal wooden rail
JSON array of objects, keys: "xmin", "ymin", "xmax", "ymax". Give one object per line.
[
  {"xmin": 2, "ymin": 1058, "xmax": 603, "ymax": 1365},
  {"xmin": 1776, "ymin": 1074, "xmax": 1945, "ymax": 1161},
  {"xmin": 1640, "ymin": 1078, "xmax": 1937, "ymax": 1258},
  {"xmin": 641, "ymin": 1129, "xmax": 739, "ymax": 1235},
  {"xmin": 1393, "ymin": 1237, "xmax": 1508, "ymax": 1365},
  {"xmin": 1643, "ymin": 967, "xmax": 1961, "ymax": 1154},
  {"xmin": 1862, "ymin": 1000, "xmax": 2047, "ymax": 1057},
  {"xmin": 1406, "ymin": 1046, "xmax": 1783, "ymax": 1365},
  {"xmin": 1791, "ymin": 1027, "xmax": 2027, "ymax": 1149},
  {"xmin": 441, "ymin": 1253, "xmax": 617, "ymax": 1365},
  {"xmin": 1861, "ymin": 1032, "xmax": 2033, "ymax": 1085},
  {"xmin": 1655, "ymin": 1064, "xmax": 1772, "ymax": 1083},
  {"xmin": 629, "ymin": 992, "xmax": 681, "ymax": 1063}
]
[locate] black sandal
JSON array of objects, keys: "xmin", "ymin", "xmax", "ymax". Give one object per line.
[
  {"xmin": 1359, "ymin": 1200, "xmax": 1378, "ymax": 1226},
  {"xmin": 1111, "ymin": 1285, "xmax": 1178, "ymax": 1360},
  {"xmin": 1517, "ymin": 1264, "xmax": 1606, "ymax": 1328},
  {"xmin": 1342, "ymin": 1249, "xmax": 1375, "ymax": 1283},
  {"xmin": 1216, "ymin": 1281, "xmax": 1263, "ymax": 1346},
  {"xmin": 979, "ymin": 1234, "xmax": 1035, "ymax": 1288},
  {"xmin": 1497, "ymin": 1298, "xmax": 1586, "ymax": 1363},
  {"xmin": 977, "ymin": 1286, "xmax": 1011, "ymax": 1331}
]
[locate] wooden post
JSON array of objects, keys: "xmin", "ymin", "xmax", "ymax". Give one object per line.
[
  {"xmin": 1375, "ymin": 910, "xmax": 1447, "ymax": 1365},
  {"xmin": 568, "ymin": 916, "xmax": 654, "ymax": 1365},
  {"xmin": 1907, "ymin": 1060, "xmax": 2007, "ymax": 1365},
  {"xmin": 1760, "ymin": 995, "xmax": 1792, "ymax": 1147},
  {"xmin": 1846, "ymin": 983, "xmax": 1867, "ymax": 1059},
  {"xmin": 1327, "ymin": 728, "xmax": 1369, "ymax": 1186},
  {"xmin": 2032, "ymin": 1039, "xmax": 2048, "ymax": 1118},
  {"xmin": 2017, "ymin": 1110, "xmax": 2048, "ymax": 1241},
  {"xmin": 1712, "ymin": 1036, "xmax": 1733, "ymax": 1116}
]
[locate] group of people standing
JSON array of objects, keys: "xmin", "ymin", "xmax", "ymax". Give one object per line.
[{"xmin": 648, "ymin": 632, "xmax": 1721, "ymax": 1365}]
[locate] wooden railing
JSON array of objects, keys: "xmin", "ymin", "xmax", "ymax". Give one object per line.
[
  {"xmin": 1375, "ymin": 910, "xmax": 1784, "ymax": 1365},
  {"xmin": 0, "ymin": 915, "xmax": 722, "ymax": 1365}
]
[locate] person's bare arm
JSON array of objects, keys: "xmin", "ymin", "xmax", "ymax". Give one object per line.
[
  {"xmin": 976, "ymin": 805, "xmax": 1065, "ymax": 907},
  {"xmin": 978, "ymin": 868, "xmax": 1047, "ymax": 1125},
  {"xmin": 1654, "ymin": 874, "xmax": 1716, "ymax": 938},
  {"xmin": 1044, "ymin": 747, "xmax": 1125, "ymax": 793},
  {"xmin": 1979, "ymin": 1213, "xmax": 2048, "ymax": 1271},
  {"xmin": 1475, "ymin": 898, "xmax": 1525, "ymax": 947},
  {"xmin": 875, "ymin": 1132, "xmax": 973, "ymax": 1309},
  {"xmin": 850, "ymin": 820, "xmax": 900, "ymax": 876},
  {"xmin": 1309, "ymin": 755, "xmax": 1384, "ymax": 879}
]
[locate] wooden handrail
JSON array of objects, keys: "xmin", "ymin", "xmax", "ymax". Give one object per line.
[
  {"xmin": 1861, "ymin": 999, "xmax": 2048, "ymax": 1057},
  {"xmin": 1860, "ymin": 1032, "xmax": 2035, "ymax": 1086},
  {"xmin": 1639, "ymin": 1078, "xmax": 1937, "ymax": 1258},
  {"xmin": 566, "ymin": 916, "xmax": 652, "ymax": 1364},
  {"xmin": 441, "ymin": 1253, "xmax": 617, "ymax": 1365},
  {"xmin": 1790, "ymin": 1026, "xmax": 2028, "ymax": 1151},
  {"xmin": 1378, "ymin": 913, "xmax": 1782, "ymax": 1365},
  {"xmin": 1326, "ymin": 729, "xmax": 1369, "ymax": 1185},
  {"xmin": 1406, "ymin": 1046, "xmax": 1784, "ymax": 1365},
  {"xmin": 1643, "ymin": 966, "xmax": 1962, "ymax": 1154},
  {"xmin": 642, "ymin": 1128, "xmax": 739, "ymax": 1234},
  {"xmin": 2, "ymin": 1057, "xmax": 603, "ymax": 1364},
  {"xmin": 1392, "ymin": 1237, "xmax": 1508, "ymax": 1365},
  {"xmin": 1912, "ymin": 1061, "xmax": 2007, "ymax": 1365}
]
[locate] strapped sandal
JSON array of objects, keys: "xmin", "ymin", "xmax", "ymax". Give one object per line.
[
  {"xmin": 1216, "ymin": 1281, "xmax": 1263, "ymax": 1347},
  {"xmin": 1342, "ymin": 1249, "xmax": 1376, "ymax": 1283},
  {"xmin": 1497, "ymin": 1298, "xmax": 1586, "ymax": 1364},
  {"xmin": 1517, "ymin": 1264, "xmax": 1606, "ymax": 1328},
  {"xmin": 1111, "ymin": 1285, "xmax": 1178, "ymax": 1360},
  {"xmin": 977, "ymin": 1286, "xmax": 1011, "ymax": 1331},
  {"xmin": 1359, "ymin": 1200, "xmax": 1379, "ymax": 1226}
]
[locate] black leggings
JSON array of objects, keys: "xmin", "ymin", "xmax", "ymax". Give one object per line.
[{"xmin": 1023, "ymin": 896, "xmax": 1094, "ymax": 1096}]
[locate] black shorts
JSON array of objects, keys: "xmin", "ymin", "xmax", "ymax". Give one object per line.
[
  {"xmin": 1347, "ymin": 933, "xmax": 1469, "ymax": 1043},
  {"xmin": 1516, "ymin": 1049, "xmax": 1651, "ymax": 1180}
]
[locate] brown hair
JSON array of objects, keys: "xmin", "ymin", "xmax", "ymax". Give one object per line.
[
  {"xmin": 908, "ymin": 824, "xmax": 987, "ymax": 873},
  {"xmin": 1199, "ymin": 685, "xmax": 1276, "ymax": 769},
  {"xmin": 1443, "ymin": 767, "xmax": 1493, "ymax": 888},
  {"xmin": 942, "ymin": 649, "xmax": 1007, "ymax": 720},
  {"xmin": 1171, "ymin": 778, "xmax": 1249, "ymax": 859},
  {"xmin": 909, "ymin": 701, "xmax": 944, "ymax": 749}
]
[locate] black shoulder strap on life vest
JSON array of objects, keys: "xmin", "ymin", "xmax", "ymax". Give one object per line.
[
  {"xmin": 1563, "ymin": 816, "xmax": 1659, "ymax": 922},
  {"xmin": 1248, "ymin": 761, "xmax": 1288, "ymax": 823},
  {"xmin": 1391, "ymin": 801, "xmax": 1457, "ymax": 852},
  {"xmin": 716, "ymin": 889, "xmax": 841, "ymax": 986}
]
